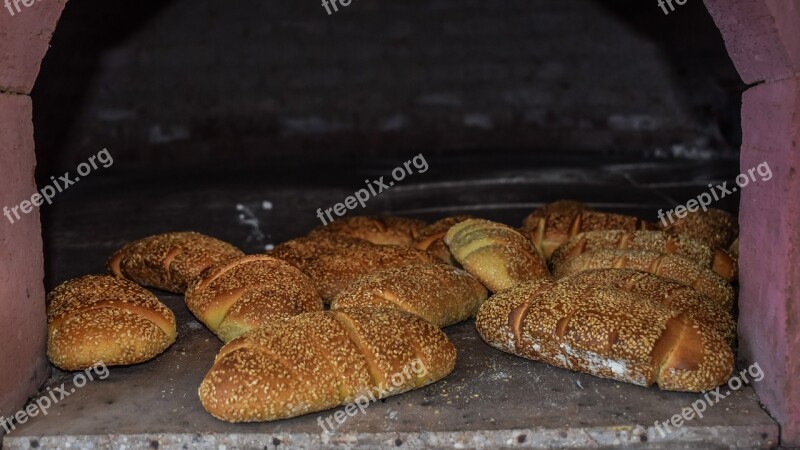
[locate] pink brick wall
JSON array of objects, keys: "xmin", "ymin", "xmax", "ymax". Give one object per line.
[
  {"xmin": 705, "ymin": 0, "xmax": 800, "ymax": 445},
  {"xmin": 0, "ymin": 0, "xmax": 67, "ymax": 436}
]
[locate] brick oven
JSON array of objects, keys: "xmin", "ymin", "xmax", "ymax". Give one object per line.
[{"xmin": 1, "ymin": 0, "xmax": 799, "ymax": 448}]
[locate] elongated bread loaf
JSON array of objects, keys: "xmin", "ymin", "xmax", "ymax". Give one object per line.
[
  {"xmin": 309, "ymin": 216, "xmax": 426, "ymax": 247},
  {"xmin": 108, "ymin": 232, "xmax": 244, "ymax": 293},
  {"xmin": 445, "ymin": 219, "xmax": 550, "ymax": 293},
  {"xmin": 199, "ymin": 308, "xmax": 456, "ymax": 422},
  {"xmin": 521, "ymin": 209, "xmax": 656, "ymax": 259},
  {"xmin": 729, "ymin": 237, "xmax": 739, "ymax": 260},
  {"xmin": 552, "ymin": 249, "xmax": 735, "ymax": 309},
  {"xmin": 47, "ymin": 275, "xmax": 177, "ymax": 370},
  {"xmin": 563, "ymin": 269, "xmax": 735, "ymax": 342},
  {"xmin": 661, "ymin": 208, "xmax": 738, "ymax": 249},
  {"xmin": 271, "ymin": 236, "xmax": 440, "ymax": 302},
  {"xmin": 414, "ymin": 215, "xmax": 479, "ymax": 265},
  {"xmin": 550, "ymin": 230, "xmax": 737, "ymax": 281},
  {"xmin": 475, "ymin": 277, "xmax": 734, "ymax": 392},
  {"xmin": 331, "ymin": 263, "xmax": 489, "ymax": 327},
  {"xmin": 185, "ymin": 255, "xmax": 324, "ymax": 342}
]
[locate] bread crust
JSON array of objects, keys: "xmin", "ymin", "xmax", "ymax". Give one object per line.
[
  {"xmin": 198, "ymin": 308, "xmax": 456, "ymax": 422},
  {"xmin": 661, "ymin": 209, "xmax": 739, "ymax": 249},
  {"xmin": 271, "ymin": 236, "xmax": 440, "ymax": 302},
  {"xmin": 185, "ymin": 255, "xmax": 324, "ymax": 342},
  {"xmin": 475, "ymin": 275, "xmax": 734, "ymax": 392},
  {"xmin": 444, "ymin": 219, "xmax": 550, "ymax": 293},
  {"xmin": 108, "ymin": 232, "xmax": 244, "ymax": 293},
  {"xmin": 413, "ymin": 215, "xmax": 479, "ymax": 265},
  {"xmin": 550, "ymin": 230, "xmax": 738, "ymax": 281},
  {"xmin": 331, "ymin": 263, "xmax": 489, "ymax": 327},
  {"xmin": 520, "ymin": 209, "xmax": 656, "ymax": 259},
  {"xmin": 551, "ymin": 249, "xmax": 735, "ymax": 309},
  {"xmin": 47, "ymin": 275, "xmax": 177, "ymax": 370},
  {"xmin": 309, "ymin": 216, "xmax": 427, "ymax": 247}
]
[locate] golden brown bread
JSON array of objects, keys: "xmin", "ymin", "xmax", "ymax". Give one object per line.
[
  {"xmin": 185, "ymin": 255, "xmax": 324, "ymax": 342},
  {"xmin": 524, "ymin": 200, "xmax": 590, "ymax": 221},
  {"xmin": 562, "ymin": 269, "xmax": 735, "ymax": 342},
  {"xmin": 413, "ymin": 215, "xmax": 479, "ymax": 265},
  {"xmin": 309, "ymin": 216, "xmax": 426, "ymax": 247},
  {"xmin": 661, "ymin": 208, "xmax": 739, "ymax": 249},
  {"xmin": 108, "ymin": 232, "xmax": 244, "ymax": 293},
  {"xmin": 550, "ymin": 230, "xmax": 738, "ymax": 281},
  {"xmin": 47, "ymin": 275, "xmax": 177, "ymax": 370},
  {"xmin": 330, "ymin": 263, "xmax": 489, "ymax": 327},
  {"xmin": 475, "ymin": 276, "xmax": 734, "ymax": 392},
  {"xmin": 520, "ymin": 209, "xmax": 656, "ymax": 259},
  {"xmin": 728, "ymin": 237, "xmax": 739, "ymax": 260},
  {"xmin": 551, "ymin": 249, "xmax": 735, "ymax": 309},
  {"xmin": 271, "ymin": 235, "xmax": 440, "ymax": 302},
  {"xmin": 444, "ymin": 219, "xmax": 550, "ymax": 293},
  {"xmin": 198, "ymin": 308, "xmax": 456, "ymax": 422}
]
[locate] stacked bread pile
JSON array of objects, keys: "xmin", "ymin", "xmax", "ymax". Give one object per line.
[{"xmin": 45, "ymin": 201, "xmax": 739, "ymax": 423}]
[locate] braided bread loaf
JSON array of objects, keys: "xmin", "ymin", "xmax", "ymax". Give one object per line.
[
  {"xmin": 476, "ymin": 272, "xmax": 734, "ymax": 392},
  {"xmin": 199, "ymin": 308, "xmax": 456, "ymax": 422},
  {"xmin": 47, "ymin": 275, "xmax": 177, "ymax": 370},
  {"xmin": 185, "ymin": 255, "xmax": 323, "ymax": 342},
  {"xmin": 108, "ymin": 231, "xmax": 243, "ymax": 293}
]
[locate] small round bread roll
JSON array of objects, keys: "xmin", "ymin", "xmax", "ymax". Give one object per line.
[
  {"xmin": 309, "ymin": 216, "xmax": 426, "ymax": 247},
  {"xmin": 108, "ymin": 231, "xmax": 244, "ymax": 293},
  {"xmin": 331, "ymin": 263, "xmax": 488, "ymax": 327},
  {"xmin": 445, "ymin": 219, "xmax": 550, "ymax": 293},
  {"xmin": 185, "ymin": 255, "xmax": 323, "ymax": 342},
  {"xmin": 47, "ymin": 275, "xmax": 177, "ymax": 371},
  {"xmin": 414, "ymin": 215, "xmax": 479, "ymax": 265}
]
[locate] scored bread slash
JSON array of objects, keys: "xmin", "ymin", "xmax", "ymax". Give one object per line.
[
  {"xmin": 198, "ymin": 308, "xmax": 456, "ymax": 422},
  {"xmin": 107, "ymin": 231, "xmax": 244, "ymax": 294}
]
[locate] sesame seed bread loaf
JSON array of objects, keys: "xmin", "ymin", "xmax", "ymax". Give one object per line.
[
  {"xmin": 550, "ymin": 230, "xmax": 738, "ymax": 281},
  {"xmin": 729, "ymin": 237, "xmax": 739, "ymax": 260},
  {"xmin": 520, "ymin": 209, "xmax": 656, "ymax": 259},
  {"xmin": 524, "ymin": 200, "xmax": 590, "ymax": 221},
  {"xmin": 563, "ymin": 269, "xmax": 735, "ymax": 342},
  {"xmin": 330, "ymin": 263, "xmax": 489, "ymax": 328},
  {"xmin": 444, "ymin": 219, "xmax": 550, "ymax": 293},
  {"xmin": 661, "ymin": 209, "xmax": 739, "ymax": 250},
  {"xmin": 309, "ymin": 216, "xmax": 427, "ymax": 247},
  {"xmin": 47, "ymin": 275, "xmax": 177, "ymax": 371},
  {"xmin": 551, "ymin": 249, "xmax": 735, "ymax": 309},
  {"xmin": 271, "ymin": 235, "xmax": 441, "ymax": 303},
  {"xmin": 107, "ymin": 232, "xmax": 244, "ymax": 293},
  {"xmin": 198, "ymin": 308, "xmax": 456, "ymax": 422},
  {"xmin": 184, "ymin": 255, "xmax": 324, "ymax": 342},
  {"xmin": 413, "ymin": 215, "xmax": 479, "ymax": 265},
  {"xmin": 475, "ymin": 276, "xmax": 734, "ymax": 392}
]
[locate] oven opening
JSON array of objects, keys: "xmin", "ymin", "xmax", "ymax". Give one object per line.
[{"xmin": 1, "ymin": 0, "xmax": 797, "ymax": 448}]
